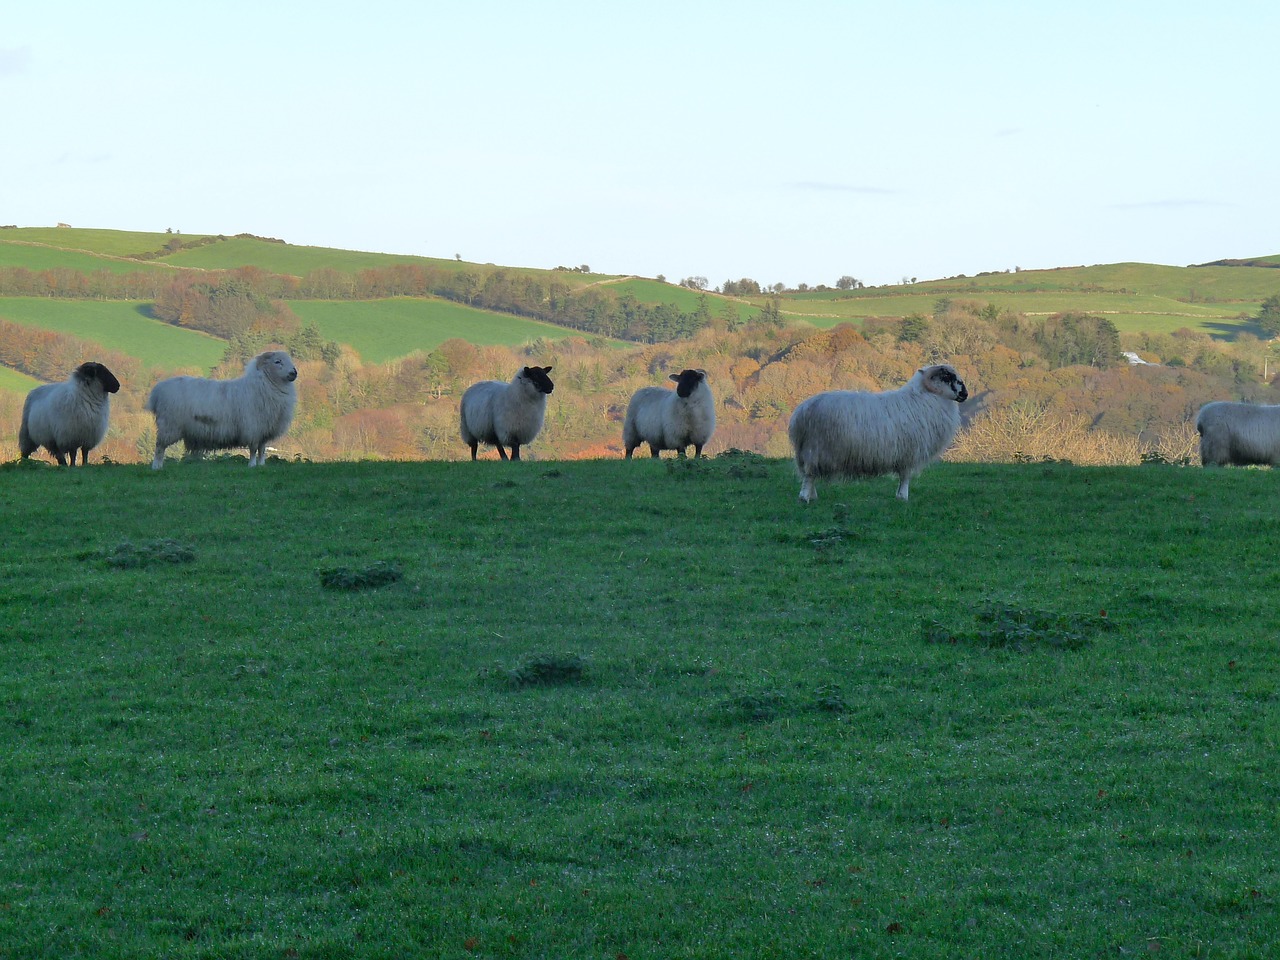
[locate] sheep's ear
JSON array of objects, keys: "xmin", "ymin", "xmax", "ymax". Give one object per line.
[
  {"xmin": 669, "ymin": 373, "xmax": 680, "ymax": 383},
  {"xmin": 541, "ymin": 366, "xmax": 553, "ymax": 374}
]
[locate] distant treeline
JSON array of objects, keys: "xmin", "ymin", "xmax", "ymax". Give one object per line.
[
  {"xmin": 0, "ymin": 317, "xmax": 140, "ymax": 385},
  {"xmin": 0, "ymin": 263, "xmax": 717, "ymax": 344}
]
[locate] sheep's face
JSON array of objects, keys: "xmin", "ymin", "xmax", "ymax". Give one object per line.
[
  {"xmin": 669, "ymin": 368, "xmax": 707, "ymax": 398},
  {"xmin": 256, "ymin": 351, "xmax": 299, "ymax": 384},
  {"xmin": 920, "ymin": 364, "xmax": 968, "ymax": 402},
  {"xmin": 521, "ymin": 365, "xmax": 555, "ymax": 395},
  {"xmin": 76, "ymin": 361, "xmax": 121, "ymax": 394}
]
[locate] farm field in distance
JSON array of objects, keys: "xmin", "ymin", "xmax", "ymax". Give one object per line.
[{"xmin": 0, "ymin": 455, "xmax": 1276, "ymax": 957}]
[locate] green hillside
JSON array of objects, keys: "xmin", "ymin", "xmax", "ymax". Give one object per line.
[
  {"xmin": 0, "ymin": 227, "xmax": 203, "ymax": 259},
  {"xmin": 0, "ymin": 365, "xmax": 38, "ymax": 392},
  {"xmin": 164, "ymin": 236, "xmax": 468, "ymax": 277},
  {"xmin": 0, "ymin": 236, "xmax": 176, "ymax": 275},
  {"xmin": 2, "ymin": 227, "xmax": 1279, "ymax": 390},
  {"xmin": 289, "ymin": 298, "xmax": 603, "ymax": 363},
  {"xmin": 0, "ymin": 298, "xmax": 226, "ymax": 371}
]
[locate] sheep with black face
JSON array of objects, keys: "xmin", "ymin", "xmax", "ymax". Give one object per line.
[
  {"xmin": 788, "ymin": 363, "xmax": 968, "ymax": 502},
  {"xmin": 623, "ymin": 368, "xmax": 716, "ymax": 459},
  {"xmin": 460, "ymin": 365, "xmax": 555, "ymax": 461},
  {"xmin": 19, "ymin": 361, "xmax": 121, "ymax": 466}
]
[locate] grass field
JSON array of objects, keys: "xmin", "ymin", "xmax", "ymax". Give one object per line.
[
  {"xmin": 0, "ymin": 298, "xmax": 226, "ymax": 372},
  {"xmin": 0, "ymin": 228, "xmax": 205, "ymax": 259},
  {"xmin": 0, "ymin": 237, "xmax": 176, "ymax": 275},
  {"xmin": 288, "ymin": 298, "xmax": 601, "ymax": 363},
  {"xmin": 0, "ymin": 365, "xmax": 39, "ymax": 392},
  {"xmin": 601, "ymin": 278, "xmax": 761, "ymax": 324},
  {"xmin": 0, "ymin": 456, "xmax": 1275, "ymax": 958},
  {"xmin": 781, "ymin": 290, "xmax": 1258, "ymax": 337},
  {"xmin": 164, "ymin": 237, "xmax": 469, "ymax": 277}
]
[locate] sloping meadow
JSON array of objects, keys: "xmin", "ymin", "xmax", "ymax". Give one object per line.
[{"xmin": 0, "ymin": 455, "xmax": 1276, "ymax": 957}]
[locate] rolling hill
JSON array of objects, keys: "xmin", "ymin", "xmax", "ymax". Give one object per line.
[{"xmin": 1, "ymin": 226, "xmax": 1277, "ymax": 391}]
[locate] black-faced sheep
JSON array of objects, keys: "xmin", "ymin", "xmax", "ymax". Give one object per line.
[
  {"xmin": 18, "ymin": 361, "xmax": 121, "ymax": 466},
  {"xmin": 146, "ymin": 350, "xmax": 298, "ymax": 469},
  {"xmin": 459, "ymin": 365, "xmax": 555, "ymax": 461},
  {"xmin": 1196, "ymin": 401, "xmax": 1280, "ymax": 466},
  {"xmin": 623, "ymin": 368, "xmax": 716, "ymax": 459},
  {"xmin": 788, "ymin": 363, "xmax": 968, "ymax": 502}
]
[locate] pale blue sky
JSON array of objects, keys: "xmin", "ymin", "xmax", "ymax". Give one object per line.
[{"xmin": 3, "ymin": 1, "xmax": 1276, "ymax": 287}]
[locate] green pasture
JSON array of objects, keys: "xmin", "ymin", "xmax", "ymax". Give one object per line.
[
  {"xmin": 1, "ymin": 227, "xmax": 205, "ymax": 259},
  {"xmin": 0, "ymin": 237, "xmax": 175, "ymax": 275},
  {"xmin": 790, "ymin": 261, "xmax": 1280, "ymax": 305},
  {"xmin": 782, "ymin": 290, "xmax": 1258, "ymax": 338},
  {"xmin": 163, "ymin": 237, "xmax": 465, "ymax": 277},
  {"xmin": 604, "ymin": 278, "xmax": 761, "ymax": 322},
  {"xmin": 288, "ymin": 298, "xmax": 602, "ymax": 363},
  {"xmin": 0, "ymin": 298, "xmax": 225, "ymax": 373},
  {"xmin": 0, "ymin": 365, "xmax": 38, "ymax": 391},
  {"xmin": 0, "ymin": 456, "xmax": 1276, "ymax": 958}
]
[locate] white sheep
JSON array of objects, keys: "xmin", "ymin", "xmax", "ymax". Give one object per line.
[
  {"xmin": 788, "ymin": 363, "xmax": 969, "ymax": 502},
  {"xmin": 146, "ymin": 350, "xmax": 298, "ymax": 469},
  {"xmin": 623, "ymin": 368, "xmax": 716, "ymax": 459},
  {"xmin": 1195, "ymin": 401, "xmax": 1280, "ymax": 466},
  {"xmin": 460, "ymin": 365, "xmax": 555, "ymax": 460},
  {"xmin": 18, "ymin": 361, "xmax": 121, "ymax": 466}
]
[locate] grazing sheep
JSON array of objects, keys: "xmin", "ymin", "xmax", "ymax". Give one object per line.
[
  {"xmin": 18, "ymin": 361, "xmax": 121, "ymax": 466},
  {"xmin": 623, "ymin": 368, "xmax": 716, "ymax": 459},
  {"xmin": 1195, "ymin": 401, "xmax": 1280, "ymax": 466},
  {"xmin": 460, "ymin": 365, "xmax": 555, "ymax": 461},
  {"xmin": 788, "ymin": 363, "xmax": 968, "ymax": 502},
  {"xmin": 146, "ymin": 350, "xmax": 298, "ymax": 469}
]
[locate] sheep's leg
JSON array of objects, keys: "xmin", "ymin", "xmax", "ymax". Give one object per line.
[
  {"xmin": 895, "ymin": 475, "xmax": 911, "ymax": 501},
  {"xmin": 649, "ymin": 442, "xmax": 661, "ymax": 458},
  {"xmin": 510, "ymin": 443, "xmax": 521, "ymax": 461},
  {"xmin": 496, "ymin": 445, "xmax": 509, "ymax": 461},
  {"xmin": 54, "ymin": 451, "xmax": 69, "ymax": 467},
  {"xmin": 468, "ymin": 441, "xmax": 479, "ymax": 461},
  {"xmin": 798, "ymin": 475, "xmax": 817, "ymax": 503},
  {"xmin": 624, "ymin": 446, "xmax": 635, "ymax": 460},
  {"xmin": 693, "ymin": 444, "xmax": 703, "ymax": 458},
  {"xmin": 151, "ymin": 441, "xmax": 167, "ymax": 470}
]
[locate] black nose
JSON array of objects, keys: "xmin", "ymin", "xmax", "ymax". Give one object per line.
[{"xmin": 957, "ymin": 386, "xmax": 968, "ymax": 402}]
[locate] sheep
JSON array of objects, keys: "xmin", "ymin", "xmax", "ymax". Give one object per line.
[
  {"xmin": 459, "ymin": 365, "xmax": 555, "ymax": 460},
  {"xmin": 623, "ymin": 368, "xmax": 716, "ymax": 459},
  {"xmin": 18, "ymin": 361, "xmax": 121, "ymax": 466},
  {"xmin": 1195, "ymin": 401, "xmax": 1280, "ymax": 466},
  {"xmin": 146, "ymin": 350, "xmax": 298, "ymax": 469},
  {"xmin": 788, "ymin": 363, "xmax": 968, "ymax": 502}
]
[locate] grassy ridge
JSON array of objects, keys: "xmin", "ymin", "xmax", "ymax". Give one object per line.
[
  {"xmin": 0, "ymin": 237, "xmax": 176, "ymax": 275},
  {"xmin": 288, "ymin": 298, "xmax": 599, "ymax": 362},
  {"xmin": 164, "ymin": 237, "xmax": 470, "ymax": 276},
  {"xmin": 0, "ymin": 297, "xmax": 226, "ymax": 372},
  {"xmin": 0, "ymin": 457, "xmax": 1276, "ymax": 957},
  {"xmin": 781, "ymin": 290, "xmax": 1257, "ymax": 335}
]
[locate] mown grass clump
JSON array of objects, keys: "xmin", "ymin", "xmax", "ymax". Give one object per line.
[
  {"xmin": 100, "ymin": 538, "xmax": 196, "ymax": 569},
  {"xmin": 924, "ymin": 599, "xmax": 1113, "ymax": 651},
  {"xmin": 499, "ymin": 652, "xmax": 586, "ymax": 687},
  {"xmin": 318, "ymin": 561, "xmax": 403, "ymax": 590}
]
